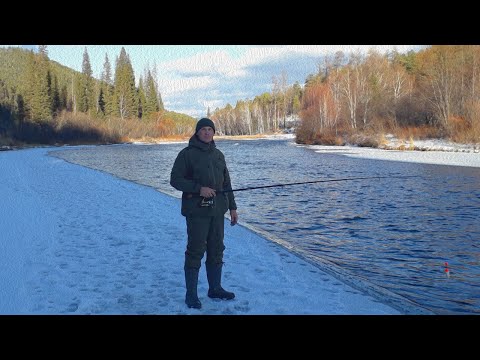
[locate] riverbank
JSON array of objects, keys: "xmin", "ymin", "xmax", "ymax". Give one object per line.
[
  {"xmin": 304, "ymin": 137, "xmax": 480, "ymax": 168},
  {"xmin": 3, "ymin": 131, "xmax": 480, "ymax": 154},
  {"xmin": 0, "ymin": 146, "xmax": 404, "ymax": 314}
]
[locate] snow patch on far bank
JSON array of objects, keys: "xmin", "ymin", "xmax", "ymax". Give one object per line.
[
  {"xmin": 380, "ymin": 134, "xmax": 480, "ymax": 153},
  {"xmin": 264, "ymin": 133, "xmax": 296, "ymax": 140}
]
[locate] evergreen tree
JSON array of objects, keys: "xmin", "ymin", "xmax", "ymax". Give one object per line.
[
  {"xmin": 59, "ymin": 84, "xmax": 68, "ymax": 111},
  {"xmin": 46, "ymin": 70, "xmax": 52, "ymax": 105},
  {"xmin": 80, "ymin": 47, "xmax": 95, "ymax": 115},
  {"xmin": 97, "ymin": 87, "xmax": 105, "ymax": 116},
  {"xmin": 113, "ymin": 47, "xmax": 137, "ymax": 119},
  {"xmin": 144, "ymin": 70, "xmax": 159, "ymax": 119},
  {"xmin": 101, "ymin": 53, "xmax": 114, "ymax": 117},
  {"xmin": 25, "ymin": 49, "xmax": 52, "ymax": 121},
  {"xmin": 0, "ymin": 80, "xmax": 12, "ymax": 134},
  {"xmin": 73, "ymin": 72, "xmax": 85, "ymax": 114},
  {"xmin": 16, "ymin": 93, "xmax": 26, "ymax": 124},
  {"xmin": 37, "ymin": 51, "xmax": 52, "ymax": 121},
  {"xmin": 51, "ymin": 74, "xmax": 61, "ymax": 115},
  {"xmin": 137, "ymin": 77, "xmax": 147, "ymax": 119},
  {"xmin": 151, "ymin": 65, "xmax": 164, "ymax": 111}
]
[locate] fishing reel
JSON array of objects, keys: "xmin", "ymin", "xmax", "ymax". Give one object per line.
[{"xmin": 199, "ymin": 197, "xmax": 215, "ymax": 207}]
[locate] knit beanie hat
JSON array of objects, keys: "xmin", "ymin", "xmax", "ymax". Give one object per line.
[{"xmin": 195, "ymin": 118, "xmax": 216, "ymax": 133}]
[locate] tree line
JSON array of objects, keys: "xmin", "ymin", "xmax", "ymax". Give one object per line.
[
  {"xmin": 2, "ymin": 45, "xmax": 479, "ymax": 147},
  {"xmin": 0, "ymin": 46, "xmax": 195, "ymax": 145},
  {"xmin": 211, "ymin": 46, "xmax": 480, "ymax": 145}
]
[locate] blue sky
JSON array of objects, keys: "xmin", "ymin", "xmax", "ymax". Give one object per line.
[{"xmin": 11, "ymin": 45, "xmax": 425, "ymax": 119}]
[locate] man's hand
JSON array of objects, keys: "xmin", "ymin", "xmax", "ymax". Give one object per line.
[
  {"xmin": 200, "ymin": 186, "xmax": 216, "ymax": 198},
  {"xmin": 230, "ymin": 209, "xmax": 238, "ymax": 226}
]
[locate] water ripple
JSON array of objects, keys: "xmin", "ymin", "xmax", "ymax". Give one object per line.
[{"xmin": 51, "ymin": 140, "xmax": 480, "ymax": 314}]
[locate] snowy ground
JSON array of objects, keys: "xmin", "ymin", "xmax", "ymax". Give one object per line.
[
  {"xmin": 283, "ymin": 133, "xmax": 480, "ymax": 168},
  {"xmin": 0, "ymin": 147, "xmax": 404, "ymax": 315},
  {"xmin": 306, "ymin": 143, "xmax": 480, "ymax": 168},
  {"xmin": 2, "ymin": 133, "xmax": 477, "ymax": 315}
]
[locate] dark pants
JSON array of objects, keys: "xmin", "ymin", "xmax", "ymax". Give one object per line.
[{"xmin": 185, "ymin": 215, "xmax": 225, "ymax": 269}]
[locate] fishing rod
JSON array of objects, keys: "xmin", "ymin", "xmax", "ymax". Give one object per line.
[{"xmin": 219, "ymin": 175, "xmax": 417, "ymax": 193}]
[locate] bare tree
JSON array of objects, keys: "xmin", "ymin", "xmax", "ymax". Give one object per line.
[
  {"xmin": 340, "ymin": 66, "xmax": 358, "ymax": 129},
  {"xmin": 280, "ymin": 71, "xmax": 288, "ymax": 129}
]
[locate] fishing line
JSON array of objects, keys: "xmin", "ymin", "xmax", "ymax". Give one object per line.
[{"xmin": 219, "ymin": 175, "xmax": 417, "ymax": 193}]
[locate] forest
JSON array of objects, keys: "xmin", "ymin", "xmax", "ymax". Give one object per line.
[
  {"xmin": 211, "ymin": 46, "xmax": 480, "ymax": 147},
  {"xmin": 0, "ymin": 46, "xmax": 195, "ymax": 145},
  {"xmin": 1, "ymin": 45, "xmax": 479, "ymax": 147}
]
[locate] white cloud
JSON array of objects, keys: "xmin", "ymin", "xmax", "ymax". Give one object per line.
[
  {"xmin": 201, "ymin": 99, "xmax": 224, "ymax": 110},
  {"xmin": 156, "ymin": 45, "xmax": 425, "ymax": 102},
  {"xmin": 232, "ymin": 45, "xmax": 421, "ymax": 68},
  {"xmin": 161, "ymin": 45, "xmax": 426, "ymax": 117},
  {"xmin": 159, "ymin": 50, "xmax": 247, "ymax": 79},
  {"xmin": 158, "ymin": 76, "xmax": 217, "ymax": 97}
]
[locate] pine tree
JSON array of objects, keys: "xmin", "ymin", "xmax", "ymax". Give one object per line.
[
  {"xmin": 69, "ymin": 74, "xmax": 77, "ymax": 113},
  {"xmin": 25, "ymin": 49, "xmax": 52, "ymax": 121},
  {"xmin": 157, "ymin": 92, "xmax": 164, "ymax": 111},
  {"xmin": 137, "ymin": 77, "xmax": 147, "ymax": 119},
  {"xmin": 151, "ymin": 66, "xmax": 164, "ymax": 111},
  {"xmin": 60, "ymin": 85, "xmax": 68, "ymax": 111},
  {"xmin": 144, "ymin": 70, "xmax": 159, "ymax": 119},
  {"xmin": 80, "ymin": 47, "xmax": 95, "ymax": 115},
  {"xmin": 46, "ymin": 70, "xmax": 52, "ymax": 105},
  {"xmin": 97, "ymin": 87, "xmax": 105, "ymax": 116},
  {"xmin": 113, "ymin": 47, "xmax": 137, "ymax": 119},
  {"xmin": 101, "ymin": 53, "xmax": 114, "ymax": 117},
  {"xmin": 51, "ymin": 75, "xmax": 61, "ymax": 115},
  {"xmin": 0, "ymin": 80, "xmax": 12, "ymax": 134}
]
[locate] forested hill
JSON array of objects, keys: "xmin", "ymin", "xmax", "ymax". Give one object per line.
[
  {"xmin": 0, "ymin": 47, "xmax": 75, "ymax": 97},
  {"xmin": 0, "ymin": 46, "xmax": 196, "ymax": 146}
]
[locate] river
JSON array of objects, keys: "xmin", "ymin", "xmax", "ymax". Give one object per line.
[{"xmin": 51, "ymin": 138, "xmax": 480, "ymax": 314}]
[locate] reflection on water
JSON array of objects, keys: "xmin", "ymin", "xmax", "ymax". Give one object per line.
[{"xmin": 51, "ymin": 140, "xmax": 480, "ymax": 314}]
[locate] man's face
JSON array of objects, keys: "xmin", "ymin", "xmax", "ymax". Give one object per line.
[{"xmin": 197, "ymin": 126, "xmax": 214, "ymax": 143}]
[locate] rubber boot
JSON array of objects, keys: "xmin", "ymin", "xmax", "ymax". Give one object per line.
[
  {"xmin": 206, "ymin": 263, "xmax": 235, "ymax": 300},
  {"xmin": 184, "ymin": 267, "xmax": 202, "ymax": 309}
]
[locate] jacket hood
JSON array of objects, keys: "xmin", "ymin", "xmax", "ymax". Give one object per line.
[{"xmin": 188, "ymin": 134, "xmax": 216, "ymax": 151}]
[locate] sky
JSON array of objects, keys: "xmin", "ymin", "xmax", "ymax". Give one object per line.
[
  {"xmin": 2, "ymin": 135, "xmax": 479, "ymax": 315},
  {"xmin": 5, "ymin": 45, "xmax": 425, "ymax": 119}
]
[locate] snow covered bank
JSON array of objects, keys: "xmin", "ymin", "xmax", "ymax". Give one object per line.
[
  {"xmin": 0, "ymin": 147, "xmax": 403, "ymax": 315},
  {"xmin": 304, "ymin": 143, "xmax": 480, "ymax": 168}
]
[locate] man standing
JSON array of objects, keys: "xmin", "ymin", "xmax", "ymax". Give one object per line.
[{"xmin": 170, "ymin": 118, "xmax": 239, "ymax": 309}]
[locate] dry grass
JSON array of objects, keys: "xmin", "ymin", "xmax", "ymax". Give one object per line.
[
  {"xmin": 10, "ymin": 109, "xmax": 480, "ymax": 148},
  {"xmin": 395, "ymin": 125, "xmax": 442, "ymax": 140},
  {"xmin": 48, "ymin": 112, "xmax": 196, "ymax": 145},
  {"xmin": 447, "ymin": 116, "xmax": 480, "ymax": 143},
  {"xmin": 348, "ymin": 133, "xmax": 382, "ymax": 148}
]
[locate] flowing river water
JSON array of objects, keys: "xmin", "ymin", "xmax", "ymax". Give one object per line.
[{"xmin": 51, "ymin": 138, "xmax": 480, "ymax": 314}]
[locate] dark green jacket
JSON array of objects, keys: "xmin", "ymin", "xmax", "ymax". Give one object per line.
[{"xmin": 170, "ymin": 135, "xmax": 237, "ymax": 217}]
